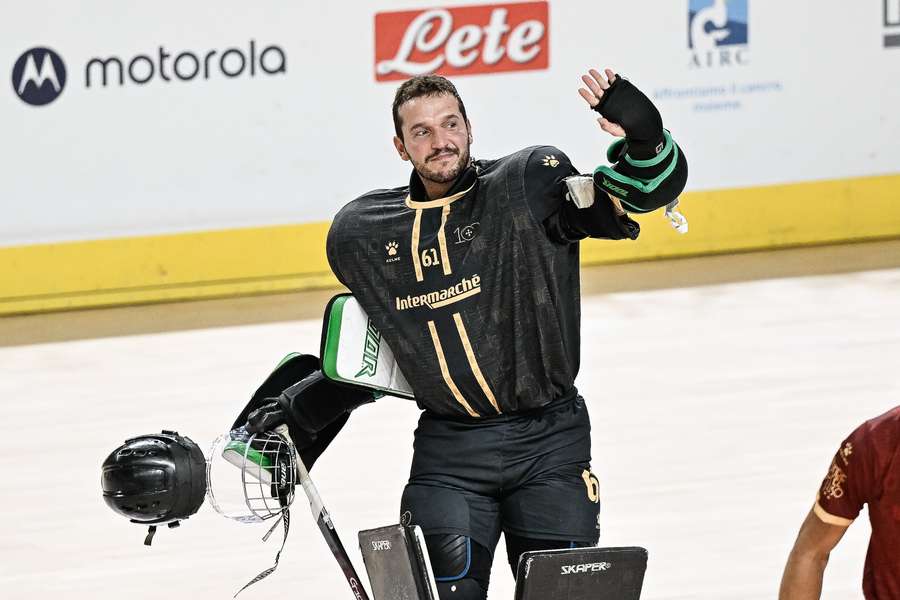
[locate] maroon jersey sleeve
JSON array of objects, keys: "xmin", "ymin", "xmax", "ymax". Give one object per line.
[{"xmin": 814, "ymin": 422, "xmax": 877, "ymax": 526}]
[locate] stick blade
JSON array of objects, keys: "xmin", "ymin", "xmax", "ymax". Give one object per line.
[{"xmin": 514, "ymin": 546, "xmax": 648, "ymax": 600}]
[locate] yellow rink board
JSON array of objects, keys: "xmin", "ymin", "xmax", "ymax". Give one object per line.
[{"xmin": 2, "ymin": 174, "xmax": 899, "ymax": 316}]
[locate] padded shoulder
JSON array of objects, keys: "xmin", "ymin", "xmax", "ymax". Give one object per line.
[
  {"xmin": 327, "ymin": 186, "xmax": 409, "ymax": 285},
  {"xmin": 517, "ymin": 146, "xmax": 578, "ymax": 224},
  {"xmin": 334, "ymin": 185, "xmax": 409, "ymax": 223}
]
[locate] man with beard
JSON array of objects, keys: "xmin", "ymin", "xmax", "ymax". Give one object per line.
[{"xmin": 324, "ymin": 68, "xmax": 688, "ymax": 599}]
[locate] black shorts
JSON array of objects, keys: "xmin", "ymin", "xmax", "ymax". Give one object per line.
[{"xmin": 399, "ymin": 393, "xmax": 601, "ymax": 553}]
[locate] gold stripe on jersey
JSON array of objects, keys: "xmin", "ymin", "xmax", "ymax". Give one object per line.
[
  {"xmin": 411, "ymin": 209, "xmax": 424, "ymax": 282},
  {"xmin": 452, "ymin": 313, "xmax": 501, "ymax": 414},
  {"xmin": 427, "ymin": 320, "xmax": 480, "ymax": 418},
  {"xmin": 813, "ymin": 500, "xmax": 854, "ymax": 527},
  {"xmin": 438, "ymin": 204, "xmax": 452, "ymax": 276},
  {"xmin": 404, "ymin": 182, "xmax": 475, "ymax": 210}
]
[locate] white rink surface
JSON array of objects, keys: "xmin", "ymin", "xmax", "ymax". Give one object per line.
[{"xmin": 2, "ymin": 266, "xmax": 899, "ymax": 600}]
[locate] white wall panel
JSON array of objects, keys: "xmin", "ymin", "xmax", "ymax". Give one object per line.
[{"xmin": 1, "ymin": 1, "xmax": 898, "ymax": 245}]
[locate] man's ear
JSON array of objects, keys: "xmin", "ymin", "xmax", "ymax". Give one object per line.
[
  {"xmin": 467, "ymin": 121, "xmax": 473, "ymax": 144},
  {"xmin": 393, "ymin": 136, "xmax": 410, "ymax": 161}
]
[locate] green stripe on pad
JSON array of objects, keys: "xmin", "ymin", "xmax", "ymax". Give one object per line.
[
  {"xmin": 223, "ymin": 439, "xmax": 274, "ymax": 485},
  {"xmin": 321, "ymin": 295, "xmax": 349, "ymax": 383}
]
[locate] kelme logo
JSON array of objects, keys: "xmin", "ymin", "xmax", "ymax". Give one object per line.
[{"xmin": 12, "ymin": 47, "xmax": 66, "ymax": 106}]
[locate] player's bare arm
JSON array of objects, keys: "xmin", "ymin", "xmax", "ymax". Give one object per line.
[{"xmin": 779, "ymin": 508, "xmax": 850, "ymax": 600}]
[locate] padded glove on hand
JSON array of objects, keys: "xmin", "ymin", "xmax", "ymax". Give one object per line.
[
  {"xmin": 592, "ymin": 75, "xmax": 665, "ymax": 160},
  {"xmin": 246, "ymin": 370, "xmax": 374, "ymax": 455}
]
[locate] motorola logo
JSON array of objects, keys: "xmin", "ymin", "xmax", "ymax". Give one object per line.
[
  {"xmin": 11, "ymin": 47, "xmax": 67, "ymax": 106},
  {"xmin": 11, "ymin": 40, "xmax": 285, "ymax": 107}
]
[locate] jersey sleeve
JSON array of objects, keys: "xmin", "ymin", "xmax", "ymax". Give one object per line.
[
  {"xmin": 522, "ymin": 146, "xmax": 580, "ymax": 223},
  {"xmin": 813, "ymin": 421, "xmax": 877, "ymax": 526},
  {"xmin": 523, "ymin": 145, "xmax": 639, "ymax": 243}
]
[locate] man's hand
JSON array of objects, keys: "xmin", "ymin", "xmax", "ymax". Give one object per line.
[
  {"xmin": 246, "ymin": 400, "xmax": 288, "ymax": 434},
  {"xmin": 578, "ymin": 68, "xmax": 628, "ymax": 213},
  {"xmin": 245, "ymin": 370, "xmax": 376, "ymax": 447},
  {"xmin": 578, "ymin": 68, "xmax": 626, "ymax": 138}
]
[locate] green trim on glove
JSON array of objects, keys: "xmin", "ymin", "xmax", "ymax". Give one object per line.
[
  {"xmin": 604, "ymin": 130, "xmax": 674, "ymax": 168},
  {"xmin": 623, "ymin": 130, "xmax": 674, "ymax": 167},
  {"xmin": 594, "ymin": 143, "xmax": 681, "ymax": 212},
  {"xmin": 275, "ymin": 352, "xmax": 303, "ymax": 370},
  {"xmin": 606, "ymin": 138, "xmax": 627, "ymax": 163}
]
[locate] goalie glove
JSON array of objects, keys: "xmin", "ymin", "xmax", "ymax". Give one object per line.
[
  {"xmin": 591, "ymin": 75, "xmax": 688, "ymax": 213},
  {"xmin": 247, "ymin": 370, "xmax": 374, "ymax": 445},
  {"xmin": 234, "ymin": 354, "xmax": 375, "ymax": 470}
]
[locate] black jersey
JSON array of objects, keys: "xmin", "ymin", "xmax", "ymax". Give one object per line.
[{"xmin": 327, "ymin": 146, "xmax": 610, "ymax": 418}]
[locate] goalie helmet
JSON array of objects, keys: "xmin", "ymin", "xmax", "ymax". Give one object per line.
[{"xmin": 101, "ymin": 430, "xmax": 207, "ymax": 543}]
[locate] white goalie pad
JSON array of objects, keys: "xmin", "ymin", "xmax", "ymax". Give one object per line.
[{"xmin": 320, "ymin": 294, "xmax": 414, "ymax": 399}]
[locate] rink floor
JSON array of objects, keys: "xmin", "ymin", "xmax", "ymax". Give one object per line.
[{"xmin": 2, "ymin": 240, "xmax": 899, "ymax": 600}]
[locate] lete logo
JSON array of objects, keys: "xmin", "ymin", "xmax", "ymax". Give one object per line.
[
  {"xmin": 375, "ymin": 1, "xmax": 549, "ymax": 81},
  {"xmin": 12, "ymin": 47, "xmax": 66, "ymax": 106}
]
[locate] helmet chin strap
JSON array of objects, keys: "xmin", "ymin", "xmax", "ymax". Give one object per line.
[
  {"xmin": 232, "ymin": 508, "xmax": 291, "ymax": 598},
  {"xmin": 142, "ymin": 520, "xmax": 181, "ymax": 546}
]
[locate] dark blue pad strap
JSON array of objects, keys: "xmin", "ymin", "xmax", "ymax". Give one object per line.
[{"xmin": 425, "ymin": 534, "xmax": 492, "ymax": 599}]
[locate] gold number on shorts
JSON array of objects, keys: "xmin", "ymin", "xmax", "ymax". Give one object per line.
[{"xmin": 582, "ymin": 469, "xmax": 600, "ymax": 503}]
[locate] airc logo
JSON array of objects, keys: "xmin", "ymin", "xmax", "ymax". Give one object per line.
[
  {"xmin": 688, "ymin": 0, "xmax": 749, "ymax": 68},
  {"xmin": 12, "ymin": 47, "xmax": 67, "ymax": 106}
]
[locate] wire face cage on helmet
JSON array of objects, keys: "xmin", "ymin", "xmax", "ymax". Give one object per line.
[
  {"xmin": 206, "ymin": 426, "xmax": 297, "ymax": 523},
  {"xmin": 101, "ymin": 426, "xmax": 300, "ymax": 593}
]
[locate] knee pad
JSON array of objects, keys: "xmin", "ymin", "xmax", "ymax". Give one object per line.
[
  {"xmin": 425, "ymin": 534, "xmax": 491, "ymax": 600},
  {"xmin": 436, "ymin": 578, "xmax": 487, "ymax": 599}
]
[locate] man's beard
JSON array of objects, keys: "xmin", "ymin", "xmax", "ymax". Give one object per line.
[{"xmin": 413, "ymin": 143, "xmax": 471, "ymax": 186}]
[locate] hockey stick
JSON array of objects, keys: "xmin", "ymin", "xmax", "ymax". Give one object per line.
[{"xmin": 275, "ymin": 425, "xmax": 370, "ymax": 600}]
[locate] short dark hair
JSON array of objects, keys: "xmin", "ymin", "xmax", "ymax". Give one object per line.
[{"xmin": 392, "ymin": 75, "xmax": 469, "ymax": 140}]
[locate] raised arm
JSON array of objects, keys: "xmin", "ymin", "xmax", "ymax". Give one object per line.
[{"xmin": 577, "ymin": 68, "xmax": 688, "ymax": 215}]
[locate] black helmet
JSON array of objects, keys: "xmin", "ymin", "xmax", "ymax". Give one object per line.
[{"xmin": 101, "ymin": 430, "xmax": 206, "ymax": 544}]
